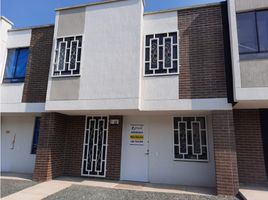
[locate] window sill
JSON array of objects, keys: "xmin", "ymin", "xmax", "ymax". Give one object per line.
[
  {"xmin": 51, "ymin": 74, "xmax": 81, "ymax": 78},
  {"xmin": 2, "ymin": 79, "xmax": 25, "ymax": 83},
  {"xmin": 173, "ymin": 159, "xmax": 209, "ymax": 163},
  {"xmin": 240, "ymin": 52, "xmax": 268, "ymax": 61}
]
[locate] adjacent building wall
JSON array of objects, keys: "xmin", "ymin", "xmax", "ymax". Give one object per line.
[
  {"xmin": 1, "ymin": 115, "xmax": 36, "ymax": 173},
  {"xmin": 0, "ymin": 17, "xmax": 12, "ymax": 80},
  {"xmin": 1, "ymin": 29, "xmax": 31, "ymax": 104},
  {"xmin": 235, "ymin": 0, "xmax": 268, "ymax": 12},
  {"xmin": 240, "ymin": 60, "xmax": 268, "ymax": 88},
  {"xmin": 228, "ymin": 0, "xmax": 268, "ymax": 103}
]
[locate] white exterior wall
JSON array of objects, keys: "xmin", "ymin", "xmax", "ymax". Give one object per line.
[
  {"xmin": 46, "ymin": 0, "xmax": 143, "ymax": 111},
  {"xmin": 121, "ymin": 115, "xmax": 216, "ymax": 187},
  {"xmin": 0, "ymin": 17, "xmax": 12, "ymax": 80},
  {"xmin": 1, "ymin": 115, "xmax": 36, "ymax": 173},
  {"xmin": 141, "ymin": 12, "xmax": 179, "ymax": 107}
]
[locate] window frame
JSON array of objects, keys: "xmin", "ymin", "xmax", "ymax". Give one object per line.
[
  {"xmin": 173, "ymin": 116, "xmax": 209, "ymax": 162},
  {"xmin": 237, "ymin": 9, "xmax": 268, "ymax": 55},
  {"xmin": 3, "ymin": 47, "xmax": 30, "ymax": 83},
  {"xmin": 144, "ymin": 31, "xmax": 180, "ymax": 77},
  {"xmin": 30, "ymin": 117, "xmax": 41, "ymax": 155},
  {"xmin": 51, "ymin": 34, "xmax": 84, "ymax": 78}
]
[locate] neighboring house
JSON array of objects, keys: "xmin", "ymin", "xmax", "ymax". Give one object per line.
[
  {"xmin": 228, "ymin": 0, "xmax": 268, "ymax": 186},
  {"xmin": 0, "ymin": 0, "xmax": 267, "ymax": 196},
  {"xmin": 0, "ymin": 16, "xmax": 54, "ymax": 173}
]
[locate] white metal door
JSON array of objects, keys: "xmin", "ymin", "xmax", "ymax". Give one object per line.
[
  {"xmin": 81, "ymin": 116, "xmax": 108, "ymax": 177},
  {"xmin": 121, "ymin": 117, "xmax": 149, "ymax": 182}
]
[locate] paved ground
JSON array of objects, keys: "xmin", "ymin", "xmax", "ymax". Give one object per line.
[
  {"xmin": 0, "ymin": 179, "xmax": 37, "ymax": 198},
  {"xmin": 44, "ymin": 185, "xmax": 238, "ymax": 200}
]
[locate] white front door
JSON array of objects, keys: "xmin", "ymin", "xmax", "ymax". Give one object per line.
[{"xmin": 120, "ymin": 116, "xmax": 149, "ymax": 182}]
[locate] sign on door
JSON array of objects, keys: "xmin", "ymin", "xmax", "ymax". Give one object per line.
[{"xmin": 129, "ymin": 124, "xmax": 144, "ymax": 145}]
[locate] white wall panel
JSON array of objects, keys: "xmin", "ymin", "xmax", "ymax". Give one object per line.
[
  {"xmin": 1, "ymin": 115, "xmax": 36, "ymax": 173},
  {"xmin": 121, "ymin": 115, "xmax": 216, "ymax": 187}
]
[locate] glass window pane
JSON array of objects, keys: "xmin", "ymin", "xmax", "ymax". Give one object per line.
[
  {"xmin": 257, "ymin": 11, "xmax": 268, "ymax": 52},
  {"xmin": 237, "ymin": 12, "xmax": 258, "ymax": 53},
  {"xmin": 15, "ymin": 48, "xmax": 29, "ymax": 78},
  {"xmin": 31, "ymin": 117, "xmax": 41, "ymax": 154},
  {"xmin": 4, "ymin": 49, "xmax": 17, "ymax": 79}
]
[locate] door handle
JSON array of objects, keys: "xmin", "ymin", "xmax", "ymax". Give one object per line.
[{"xmin": 145, "ymin": 149, "xmax": 149, "ymax": 155}]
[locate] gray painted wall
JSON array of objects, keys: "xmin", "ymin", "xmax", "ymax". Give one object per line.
[
  {"xmin": 50, "ymin": 78, "xmax": 80, "ymax": 100},
  {"xmin": 241, "ymin": 59, "xmax": 268, "ymax": 88},
  {"xmin": 49, "ymin": 7, "xmax": 85, "ymax": 100},
  {"xmin": 235, "ymin": 0, "xmax": 268, "ymax": 12},
  {"xmin": 57, "ymin": 7, "xmax": 85, "ymax": 37}
]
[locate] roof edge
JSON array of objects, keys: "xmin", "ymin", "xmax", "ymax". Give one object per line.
[
  {"xmin": 1, "ymin": 16, "xmax": 14, "ymax": 25},
  {"xmin": 8, "ymin": 24, "xmax": 54, "ymax": 32},
  {"xmin": 144, "ymin": 1, "xmax": 225, "ymax": 15},
  {"xmin": 55, "ymin": 0, "xmax": 145, "ymax": 12}
]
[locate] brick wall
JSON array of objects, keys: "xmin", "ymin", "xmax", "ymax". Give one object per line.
[
  {"xmin": 33, "ymin": 112, "xmax": 67, "ymax": 181},
  {"xmin": 212, "ymin": 111, "xmax": 239, "ymax": 195},
  {"xmin": 106, "ymin": 116, "xmax": 123, "ymax": 180},
  {"xmin": 63, "ymin": 116, "xmax": 85, "ymax": 177},
  {"xmin": 22, "ymin": 26, "xmax": 54, "ymax": 102},
  {"xmin": 178, "ymin": 5, "xmax": 227, "ymax": 99},
  {"xmin": 234, "ymin": 109, "xmax": 267, "ymax": 185},
  {"xmin": 34, "ymin": 114, "xmax": 123, "ymax": 181}
]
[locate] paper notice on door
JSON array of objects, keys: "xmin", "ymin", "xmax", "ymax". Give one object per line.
[{"xmin": 129, "ymin": 124, "xmax": 144, "ymax": 145}]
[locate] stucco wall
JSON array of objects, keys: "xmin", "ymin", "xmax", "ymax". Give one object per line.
[
  {"xmin": 47, "ymin": 0, "xmax": 143, "ymax": 110},
  {"xmin": 142, "ymin": 12, "xmax": 179, "ymax": 102},
  {"xmin": 240, "ymin": 60, "xmax": 268, "ymax": 88},
  {"xmin": 0, "ymin": 18, "xmax": 12, "ymax": 80},
  {"xmin": 1, "ymin": 115, "xmax": 36, "ymax": 173},
  {"xmin": 57, "ymin": 7, "xmax": 85, "ymax": 37},
  {"xmin": 121, "ymin": 115, "xmax": 216, "ymax": 187},
  {"xmin": 235, "ymin": 0, "xmax": 268, "ymax": 12}
]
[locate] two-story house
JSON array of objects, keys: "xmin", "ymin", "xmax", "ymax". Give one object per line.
[{"xmin": 1, "ymin": 0, "xmax": 267, "ymax": 197}]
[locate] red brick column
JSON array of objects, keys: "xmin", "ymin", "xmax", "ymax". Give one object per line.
[
  {"xmin": 234, "ymin": 109, "xmax": 267, "ymax": 184},
  {"xmin": 33, "ymin": 113, "xmax": 67, "ymax": 181},
  {"xmin": 63, "ymin": 116, "xmax": 85, "ymax": 176},
  {"xmin": 212, "ymin": 111, "xmax": 239, "ymax": 195},
  {"xmin": 22, "ymin": 26, "xmax": 54, "ymax": 103},
  {"xmin": 106, "ymin": 116, "xmax": 123, "ymax": 180}
]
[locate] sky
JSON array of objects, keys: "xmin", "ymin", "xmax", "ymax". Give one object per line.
[{"xmin": 1, "ymin": 0, "xmax": 223, "ymax": 28}]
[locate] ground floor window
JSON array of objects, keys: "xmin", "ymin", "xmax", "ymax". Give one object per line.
[
  {"xmin": 31, "ymin": 117, "xmax": 41, "ymax": 154},
  {"xmin": 173, "ymin": 117, "xmax": 208, "ymax": 161}
]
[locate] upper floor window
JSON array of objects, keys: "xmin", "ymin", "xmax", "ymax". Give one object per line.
[
  {"xmin": 53, "ymin": 35, "xmax": 82, "ymax": 77},
  {"xmin": 237, "ymin": 10, "xmax": 268, "ymax": 54},
  {"xmin": 144, "ymin": 32, "xmax": 178, "ymax": 76},
  {"xmin": 3, "ymin": 48, "xmax": 29, "ymax": 83}
]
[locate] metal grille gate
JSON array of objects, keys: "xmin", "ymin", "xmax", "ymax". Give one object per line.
[{"xmin": 81, "ymin": 116, "xmax": 108, "ymax": 177}]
